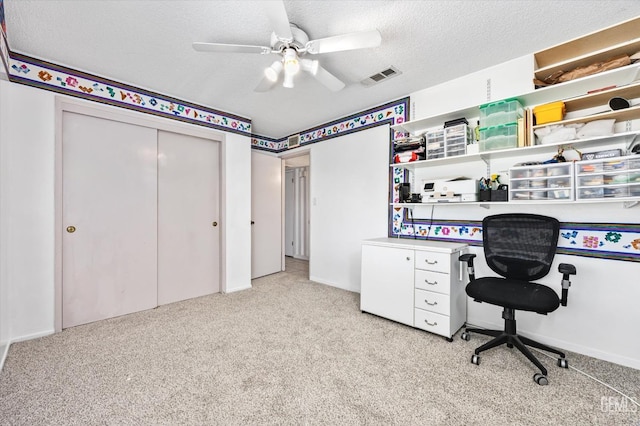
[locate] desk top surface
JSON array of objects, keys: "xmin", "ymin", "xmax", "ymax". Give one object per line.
[{"xmin": 362, "ymin": 237, "xmax": 467, "ymax": 253}]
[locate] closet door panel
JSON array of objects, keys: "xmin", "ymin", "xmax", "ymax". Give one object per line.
[
  {"xmin": 62, "ymin": 112, "xmax": 158, "ymax": 328},
  {"xmin": 158, "ymin": 131, "xmax": 220, "ymax": 305}
]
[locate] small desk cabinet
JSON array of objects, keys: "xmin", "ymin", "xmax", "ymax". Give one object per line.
[{"xmin": 360, "ymin": 238, "xmax": 468, "ymax": 340}]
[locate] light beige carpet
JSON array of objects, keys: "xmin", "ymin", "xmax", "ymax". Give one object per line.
[{"xmin": 1, "ymin": 258, "xmax": 639, "ymax": 425}]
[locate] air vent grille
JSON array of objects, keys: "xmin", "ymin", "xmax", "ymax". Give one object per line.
[
  {"xmin": 361, "ymin": 66, "xmax": 402, "ymax": 87},
  {"xmin": 287, "ymin": 134, "xmax": 300, "ymax": 148}
]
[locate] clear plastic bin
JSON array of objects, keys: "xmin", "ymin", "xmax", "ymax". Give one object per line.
[
  {"xmin": 578, "ymin": 187, "xmax": 604, "ymax": 199},
  {"xmin": 479, "ymin": 123, "xmax": 518, "ymax": 151},
  {"xmin": 578, "ymin": 175, "xmax": 603, "ymax": 186},
  {"xmin": 479, "ymin": 99, "xmax": 523, "ymax": 128}
]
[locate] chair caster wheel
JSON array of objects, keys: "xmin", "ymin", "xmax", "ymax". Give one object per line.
[
  {"xmin": 471, "ymin": 354, "xmax": 480, "ymax": 365},
  {"xmin": 533, "ymin": 373, "xmax": 548, "ymax": 385},
  {"xmin": 557, "ymin": 358, "xmax": 568, "ymax": 368},
  {"xmin": 461, "ymin": 332, "xmax": 470, "ymax": 341}
]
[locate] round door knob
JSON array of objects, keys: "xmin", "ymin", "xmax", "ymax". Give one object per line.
[
  {"xmin": 212, "ymin": 221, "xmax": 218, "ymax": 227},
  {"xmin": 66, "ymin": 226, "xmax": 76, "ymax": 233},
  {"xmin": 251, "ymin": 221, "xmax": 255, "ymax": 225}
]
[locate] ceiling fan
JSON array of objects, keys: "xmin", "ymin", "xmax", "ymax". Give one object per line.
[{"xmin": 192, "ymin": 1, "xmax": 382, "ymax": 92}]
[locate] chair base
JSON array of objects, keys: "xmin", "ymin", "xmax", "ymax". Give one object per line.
[{"xmin": 464, "ymin": 308, "xmax": 565, "ymax": 377}]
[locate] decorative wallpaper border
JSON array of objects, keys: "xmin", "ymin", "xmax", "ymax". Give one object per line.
[
  {"xmin": 390, "ymin": 215, "xmax": 640, "ymax": 262},
  {"xmin": 0, "ymin": 0, "xmax": 8, "ymax": 77},
  {"xmin": 6, "ymin": 52, "xmax": 252, "ymax": 136},
  {"xmin": 252, "ymin": 97, "xmax": 409, "ymax": 152}
]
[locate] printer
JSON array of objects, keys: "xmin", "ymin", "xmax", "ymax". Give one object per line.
[{"xmin": 422, "ymin": 176, "xmax": 478, "ymax": 202}]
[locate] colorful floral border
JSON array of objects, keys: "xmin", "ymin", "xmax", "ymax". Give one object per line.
[
  {"xmin": 252, "ymin": 98, "xmax": 409, "ymax": 152},
  {"xmin": 6, "ymin": 52, "xmax": 252, "ymax": 136},
  {"xmin": 390, "ymin": 215, "xmax": 640, "ymax": 262}
]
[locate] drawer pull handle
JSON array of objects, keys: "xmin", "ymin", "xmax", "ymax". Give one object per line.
[
  {"xmin": 406, "ymin": 257, "xmax": 411, "ymax": 261},
  {"xmin": 425, "ymin": 300, "xmax": 438, "ymax": 306},
  {"xmin": 425, "ymin": 279, "xmax": 438, "ymax": 285},
  {"xmin": 424, "ymin": 319, "xmax": 438, "ymax": 327},
  {"xmin": 425, "ymin": 259, "xmax": 438, "ymax": 265}
]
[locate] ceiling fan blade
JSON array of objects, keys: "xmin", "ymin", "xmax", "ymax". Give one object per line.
[
  {"xmin": 193, "ymin": 42, "xmax": 271, "ymax": 54},
  {"xmin": 311, "ymin": 64, "xmax": 346, "ymax": 91},
  {"xmin": 264, "ymin": 0, "xmax": 293, "ymax": 41},
  {"xmin": 255, "ymin": 75, "xmax": 278, "ymax": 92},
  {"xmin": 306, "ymin": 29, "xmax": 382, "ymax": 55}
]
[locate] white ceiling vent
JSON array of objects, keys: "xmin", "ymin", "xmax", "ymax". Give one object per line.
[
  {"xmin": 361, "ymin": 66, "xmax": 402, "ymax": 87},
  {"xmin": 287, "ymin": 134, "xmax": 301, "ymax": 148}
]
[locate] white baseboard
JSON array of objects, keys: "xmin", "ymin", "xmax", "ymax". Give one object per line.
[
  {"xmin": 465, "ymin": 320, "xmax": 640, "ymax": 371},
  {"xmin": 309, "ymin": 276, "xmax": 358, "ymax": 293},
  {"xmin": 223, "ymin": 284, "xmax": 252, "ymax": 294},
  {"xmin": 0, "ymin": 341, "xmax": 9, "ymax": 372}
]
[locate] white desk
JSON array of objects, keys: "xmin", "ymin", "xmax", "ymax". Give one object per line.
[{"xmin": 360, "ymin": 238, "xmax": 468, "ymax": 340}]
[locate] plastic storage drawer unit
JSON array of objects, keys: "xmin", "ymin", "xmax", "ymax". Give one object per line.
[
  {"xmin": 575, "ymin": 155, "xmax": 640, "ymax": 201},
  {"xmin": 479, "ymin": 123, "xmax": 518, "ymax": 151},
  {"xmin": 425, "ymin": 129, "xmax": 445, "ymax": 159},
  {"xmin": 509, "ymin": 162, "xmax": 574, "ymax": 201},
  {"xmin": 479, "ymin": 98, "xmax": 523, "ymax": 128},
  {"xmin": 444, "ymin": 124, "xmax": 472, "ymax": 157}
]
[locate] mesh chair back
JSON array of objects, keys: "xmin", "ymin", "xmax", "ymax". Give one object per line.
[{"xmin": 483, "ymin": 214, "xmax": 559, "ymax": 281}]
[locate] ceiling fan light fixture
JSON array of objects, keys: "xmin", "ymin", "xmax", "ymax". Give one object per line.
[
  {"xmin": 283, "ymin": 48, "xmax": 300, "ymax": 75},
  {"xmin": 283, "ymin": 71, "xmax": 295, "ymax": 88},
  {"xmin": 264, "ymin": 60, "xmax": 283, "ymax": 82},
  {"xmin": 301, "ymin": 59, "xmax": 319, "ymax": 75}
]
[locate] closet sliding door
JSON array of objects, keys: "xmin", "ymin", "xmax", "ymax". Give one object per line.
[
  {"xmin": 157, "ymin": 131, "xmax": 220, "ymax": 305},
  {"xmin": 62, "ymin": 112, "xmax": 158, "ymax": 328}
]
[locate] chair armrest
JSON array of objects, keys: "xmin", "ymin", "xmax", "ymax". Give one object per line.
[
  {"xmin": 459, "ymin": 253, "xmax": 476, "ymax": 281},
  {"xmin": 559, "ymin": 263, "xmax": 576, "ymax": 276},
  {"xmin": 459, "ymin": 253, "xmax": 476, "ymax": 263},
  {"xmin": 558, "ymin": 263, "xmax": 576, "ymax": 307}
]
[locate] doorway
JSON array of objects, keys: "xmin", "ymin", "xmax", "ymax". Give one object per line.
[{"xmin": 284, "ymin": 155, "xmax": 310, "ymax": 268}]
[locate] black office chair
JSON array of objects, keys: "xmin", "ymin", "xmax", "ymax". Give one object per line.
[{"xmin": 459, "ymin": 213, "xmax": 576, "ymax": 385}]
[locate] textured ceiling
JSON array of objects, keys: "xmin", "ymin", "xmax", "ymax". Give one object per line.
[{"xmin": 4, "ymin": 1, "xmax": 640, "ymax": 138}]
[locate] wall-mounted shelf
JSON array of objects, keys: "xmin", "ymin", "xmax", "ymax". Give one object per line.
[
  {"xmin": 391, "ymin": 198, "xmax": 639, "ymax": 208},
  {"xmin": 391, "ymin": 64, "xmax": 640, "ymax": 136},
  {"xmin": 532, "ymin": 105, "xmax": 640, "ymax": 130},
  {"xmin": 390, "ymin": 130, "xmax": 640, "ymax": 171},
  {"xmin": 561, "ymin": 80, "xmax": 640, "ymax": 112},
  {"xmin": 533, "ymin": 16, "xmax": 640, "ymax": 83}
]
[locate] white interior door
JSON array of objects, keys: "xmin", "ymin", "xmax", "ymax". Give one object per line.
[
  {"xmin": 251, "ymin": 152, "xmax": 282, "ymax": 279},
  {"xmin": 157, "ymin": 131, "xmax": 220, "ymax": 305},
  {"xmin": 62, "ymin": 112, "xmax": 158, "ymax": 328},
  {"xmin": 285, "ymin": 169, "xmax": 295, "ymax": 257}
]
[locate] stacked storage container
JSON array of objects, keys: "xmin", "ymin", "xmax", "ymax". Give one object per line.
[
  {"xmin": 575, "ymin": 155, "xmax": 640, "ymax": 200},
  {"xmin": 509, "ymin": 162, "xmax": 574, "ymax": 201},
  {"xmin": 424, "ymin": 124, "xmax": 473, "ymax": 159},
  {"xmin": 478, "ymin": 98, "xmax": 523, "ymax": 151}
]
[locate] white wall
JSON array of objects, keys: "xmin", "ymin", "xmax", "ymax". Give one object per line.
[
  {"xmin": 410, "ymin": 55, "xmax": 534, "ymax": 121},
  {"xmin": 0, "ymin": 81, "xmax": 252, "ymax": 349},
  {"xmin": 0, "ymin": 79, "xmax": 8, "ymax": 366},
  {"xmin": 0, "ymin": 80, "xmax": 56, "ymax": 342},
  {"xmin": 309, "ymin": 125, "xmax": 390, "ymax": 292}
]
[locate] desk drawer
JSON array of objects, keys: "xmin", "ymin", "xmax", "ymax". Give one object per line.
[
  {"xmin": 415, "ymin": 289, "xmax": 450, "ymax": 316},
  {"xmin": 415, "ymin": 251, "xmax": 450, "ymax": 273},
  {"xmin": 414, "ymin": 309, "xmax": 449, "ymax": 337},
  {"xmin": 414, "ymin": 269, "xmax": 449, "ymax": 294}
]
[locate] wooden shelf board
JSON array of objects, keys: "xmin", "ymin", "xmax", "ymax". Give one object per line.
[
  {"xmin": 390, "ymin": 131, "xmax": 640, "ymax": 171},
  {"xmin": 534, "ymin": 38, "xmax": 640, "ymax": 81},
  {"xmin": 534, "ymin": 17, "xmax": 640, "ymax": 69},
  {"xmin": 532, "ymin": 105, "xmax": 640, "ymax": 129},
  {"xmin": 563, "ymin": 81, "xmax": 640, "ymax": 112}
]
